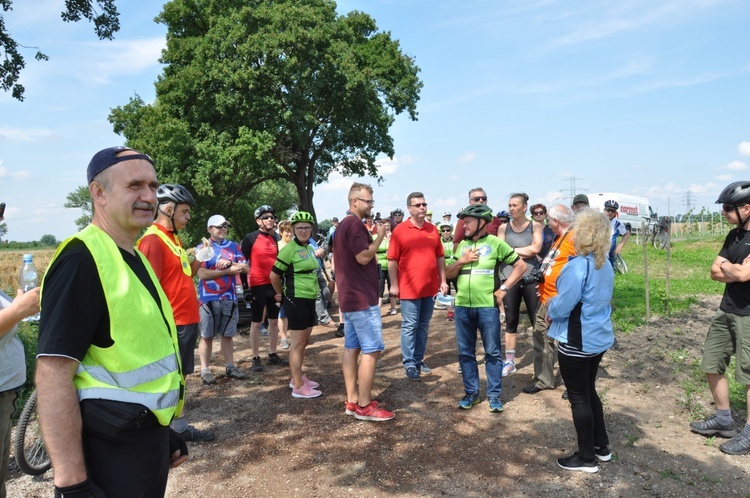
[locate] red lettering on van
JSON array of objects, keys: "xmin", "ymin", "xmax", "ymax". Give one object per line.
[{"xmin": 621, "ymin": 205, "xmax": 638, "ymax": 215}]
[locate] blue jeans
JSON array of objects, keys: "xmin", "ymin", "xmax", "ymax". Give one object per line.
[
  {"xmin": 400, "ymin": 297, "xmax": 435, "ymax": 369},
  {"xmin": 455, "ymin": 306, "xmax": 503, "ymax": 397}
]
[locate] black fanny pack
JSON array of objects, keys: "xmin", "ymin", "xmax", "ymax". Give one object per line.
[{"xmin": 80, "ymin": 398, "xmax": 159, "ymax": 443}]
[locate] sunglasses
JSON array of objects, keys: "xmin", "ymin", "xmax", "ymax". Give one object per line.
[
  {"xmin": 259, "ymin": 215, "xmax": 275, "ymax": 220},
  {"xmin": 410, "ymin": 203, "xmax": 428, "ymax": 208},
  {"xmin": 394, "ymin": 213, "xmax": 403, "ymax": 216},
  {"xmin": 471, "ymin": 196, "xmax": 488, "ymax": 202},
  {"xmin": 605, "ymin": 208, "xmax": 617, "ymax": 213},
  {"xmin": 532, "ymin": 211, "xmax": 545, "ymax": 216},
  {"xmin": 722, "ymin": 203, "xmax": 746, "ymax": 212},
  {"xmin": 210, "ymin": 224, "xmax": 229, "ymax": 229},
  {"xmin": 441, "ymin": 229, "xmax": 452, "ymax": 232}
]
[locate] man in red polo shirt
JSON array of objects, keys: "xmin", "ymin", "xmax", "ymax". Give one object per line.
[{"xmin": 388, "ymin": 192, "xmax": 448, "ymax": 381}]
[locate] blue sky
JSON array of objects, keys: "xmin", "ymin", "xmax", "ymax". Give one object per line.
[{"xmin": 1, "ymin": 0, "xmax": 749, "ymax": 242}]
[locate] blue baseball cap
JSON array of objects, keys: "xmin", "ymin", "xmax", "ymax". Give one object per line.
[{"xmin": 87, "ymin": 146, "xmax": 154, "ymax": 184}]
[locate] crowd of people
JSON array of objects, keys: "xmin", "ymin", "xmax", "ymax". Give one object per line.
[{"xmin": 1, "ymin": 147, "xmax": 749, "ymax": 496}]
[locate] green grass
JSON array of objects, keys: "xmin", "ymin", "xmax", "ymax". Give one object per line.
[
  {"xmin": 612, "ymin": 237, "xmax": 724, "ymax": 333},
  {"xmin": 614, "ymin": 235, "xmax": 746, "ymax": 417}
]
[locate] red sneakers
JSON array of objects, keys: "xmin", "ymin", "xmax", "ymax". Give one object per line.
[
  {"xmin": 345, "ymin": 400, "xmax": 380, "ymax": 415},
  {"xmin": 354, "ymin": 401, "xmax": 394, "ymax": 421}
]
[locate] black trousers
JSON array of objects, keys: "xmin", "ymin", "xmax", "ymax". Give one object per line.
[
  {"xmin": 558, "ymin": 350, "xmax": 609, "ymax": 462},
  {"xmin": 503, "ymin": 281, "xmax": 539, "ymax": 334},
  {"xmin": 83, "ymin": 424, "xmax": 170, "ymax": 497}
]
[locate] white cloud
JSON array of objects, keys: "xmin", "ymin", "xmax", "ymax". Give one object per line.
[
  {"xmin": 0, "ymin": 164, "xmax": 32, "ymax": 180},
  {"xmin": 720, "ymin": 160, "xmax": 748, "ymax": 171},
  {"xmin": 458, "ymin": 152, "xmax": 476, "ymax": 165},
  {"xmin": 0, "ymin": 127, "xmax": 58, "ymax": 142},
  {"xmin": 739, "ymin": 141, "xmax": 750, "ymax": 156},
  {"xmin": 81, "ymin": 38, "xmax": 166, "ymax": 85},
  {"xmin": 716, "ymin": 174, "xmax": 732, "ymax": 181},
  {"xmin": 375, "ymin": 157, "xmax": 399, "ymax": 175}
]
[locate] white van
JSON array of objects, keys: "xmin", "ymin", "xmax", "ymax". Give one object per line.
[{"xmin": 587, "ymin": 193, "xmax": 657, "ymax": 232}]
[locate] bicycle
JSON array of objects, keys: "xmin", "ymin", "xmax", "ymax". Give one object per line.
[
  {"xmin": 650, "ymin": 216, "xmax": 671, "ymax": 250},
  {"xmin": 14, "ymin": 389, "xmax": 51, "ymax": 475},
  {"xmin": 613, "ymin": 253, "xmax": 628, "ymax": 274}
]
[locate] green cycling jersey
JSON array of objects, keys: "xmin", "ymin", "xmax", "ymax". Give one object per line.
[
  {"xmin": 452, "ymin": 234, "xmax": 519, "ymax": 308},
  {"xmin": 272, "ymin": 238, "xmax": 320, "ymax": 299}
]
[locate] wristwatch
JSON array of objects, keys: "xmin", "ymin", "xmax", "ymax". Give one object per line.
[{"xmin": 499, "ymin": 284, "xmax": 508, "ymax": 292}]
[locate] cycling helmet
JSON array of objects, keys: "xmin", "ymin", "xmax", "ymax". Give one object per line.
[
  {"xmin": 458, "ymin": 204, "xmax": 493, "ymax": 222},
  {"xmin": 157, "ymin": 184, "xmax": 196, "ymax": 206},
  {"xmin": 496, "ymin": 209, "xmax": 510, "ymax": 219},
  {"xmin": 443, "ymin": 211, "xmax": 451, "ymax": 217},
  {"xmin": 604, "ymin": 200, "xmax": 619, "ymax": 210},
  {"xmin": 438, "ymin": 222, "xmax": 453, "ymax": 231},
  {"xmin": 254, "ymin": 205, "xmax": 275, "ymax": 218},
  {"xmin": 716, "ymin": 181, "xmax": 750, "ymax": 205},
  {"xmin": 291, "ymin": 211, "xmax": 315, "ymax": 225},
  {"xmin": 391, "ymin": 208, "xmax": 404, "ymax": 215}
]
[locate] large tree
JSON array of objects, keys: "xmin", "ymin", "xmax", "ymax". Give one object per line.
[
  {"xmin": 64, "ymin": 185, "xmax": 93, "ymax": 231},
  {"xmin": 1, "ymin": 0, "xmax": 120, "ymax": 100},
  {"xmin": 109, "ymin": 0, "xmax": 421, "ymax": 222}
]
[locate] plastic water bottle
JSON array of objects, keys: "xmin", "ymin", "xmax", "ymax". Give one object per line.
[{"xmin": 20, "ymin": 254, "xmax": 40, "ymax": 322}]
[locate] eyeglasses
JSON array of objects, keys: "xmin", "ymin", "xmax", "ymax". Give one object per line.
[
  {"xmin": 410, "ymin": 203, "xmax": 428, "ymax": 208},
  {"xmin": 532, "ymin": 211, "xmax": 545, "ymax": 216},
  {"xmin": 471, "ymin": 196, "xmax": 488, "ymax": 202},
  {"xmin": 259, "ymin": 215, "xmax": 275, "ymax": 220},
  {"xmin": 294, "ymin": 226, "xmax": 312, "ymax": 231},
  {"xmin": 210, "ymin": 224, "xmax": 229, "ymax": 229},
  {"xmin": 354, "ymin": 198, "xmax": 375, "ymax": 206}
]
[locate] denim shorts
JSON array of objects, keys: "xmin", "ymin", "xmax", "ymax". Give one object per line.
[
  {"xmin": 701, "ymin": 309, "xmax": 750, "ymax": 384},
  {"xmin": 342, "ymin": 305, "xmax": 384, "ymax": 354}
]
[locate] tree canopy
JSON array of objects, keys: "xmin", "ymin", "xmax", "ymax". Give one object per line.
[
  {"xmin": 1, "ymin": 0, "xmax": 120, "ymax": 100},
  {"xmin": 109, "ymin": 0, "xmax": 422, "ymax": 224},
  {"xmin": 64, "ymin": 185, "xmax": 93, "ymax": 231}
]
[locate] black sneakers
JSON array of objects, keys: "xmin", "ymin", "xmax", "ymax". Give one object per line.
[
  {"xmin": 267, "ymin": 353, "xmax": 288, "ymax": 366},
  {"xmin": 250, "ymin": 356, "xmax": 263, "ymax": 372},
  {"xmin": 178, "ymin": 425, "xmax": 216, "ymax": 443},
  {"xmin": 557, "ymin": 452, "xmax": 599, "ymax": 473}
]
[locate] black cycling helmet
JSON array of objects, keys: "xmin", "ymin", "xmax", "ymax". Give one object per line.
[
  {"xmin": 157, "ymin": 184, "xmax": 196, "ymax": 206},
  {"xmin": 392, "ymin": 208, "xmax": 404, "ymax": 215},
  {"xmin": 604, "ymin": 199, "xmax": 619, "ymax": 210},
  {"xmin": 716, "ymin": 181, "xmax": 750, "ymax": 205},
  {"xmin": 254, "ymin": 205, "xmax": 275, "ymax": 219},
  {"xmin": 458, "ymin": 204, "xmax": 494, "ymax": 222}
]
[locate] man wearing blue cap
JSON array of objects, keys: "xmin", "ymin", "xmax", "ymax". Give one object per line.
[{"xmin": 36, "ymin": 147, "xmax": 188, "ymax": 496}]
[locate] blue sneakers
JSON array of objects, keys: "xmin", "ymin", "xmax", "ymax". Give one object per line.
[
  {"xmin": 488, "ymin": 397, "xmax": 504, "ymax": 413},
  {"xmin": 405, "ymin": 367, "xmax": 421, "ymax": 381},
  {"xmin": 457, "ymin": 393, "xmax": 480, "ymax": 410}
]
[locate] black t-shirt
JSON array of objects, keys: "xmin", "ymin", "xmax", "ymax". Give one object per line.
[
  {"xmin": 718, "ymin": 227, "xmax": 750, "ymax": 315},
  {"xmin": 38, "ymin": 240, "xmax": 163, "ymax": 361}
]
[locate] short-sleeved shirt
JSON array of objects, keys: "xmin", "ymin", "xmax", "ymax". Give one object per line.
[
  {"xmin": 0, "ymin": 290, "xmax": 26, "ymax": 391},
  {"xmin": 241, "ymin": 230, "xmax": 279, "ymax": 287},
  {"xmin": 452, "ymin": 234, "xmax": 519, "ymax": 308},
  {"xmin": 38, "ymin": 240, "xmax": 162, "ymax": 361},
  {"xmin": 333, "ymin": 215, "xmax": 379, "ymax": 312},
  {"xmin": 272, "ymin": 238, "xmax": 320, "ymax": 300},
  {"xmin": 719, "ymin": 228, "xmax": 750, "ymax": 315},
  {"xmin": 197, "ymin": 238, "xmax": 246, "ymax": 303},
  {"xmin": 538, "ymin": 229, "xmax": 576, "ymax": 304},
  {"xmin": 387, "ymin": 220, "xmax": 445, "ymax": 300},
  {"xmin": 138, "ymin": 224, "xmax": 199, "ymax": 326}
]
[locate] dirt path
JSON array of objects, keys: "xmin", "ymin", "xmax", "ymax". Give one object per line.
[{"xmin": 8, "ymin": 295, "xmax": 750, "ymax": 497}]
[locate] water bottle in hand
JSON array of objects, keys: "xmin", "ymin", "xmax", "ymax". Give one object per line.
[{"xmin": 20, "ymin": 254, "xmax": 40, "ymax": 322}]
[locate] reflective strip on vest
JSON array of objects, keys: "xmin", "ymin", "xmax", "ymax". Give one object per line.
[
  {"xmin": 77, "ymin": 387, "xmax": 182, "ymax": 412},
  {"xmin": 77, "ymin": 354, "xmax": 179, "ymax": 389}
]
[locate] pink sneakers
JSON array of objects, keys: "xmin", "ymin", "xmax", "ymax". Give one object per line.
[
  {"xmin": 354, "ymin": 401, "xmax": 394, "ymax": 421},
  {"xmin": 288, "ymin": 375, "xmax": 320, "ymax": 389},
  {"xmin": 291, "ymin": 384, "xmax": 322, "ymax": 398}
]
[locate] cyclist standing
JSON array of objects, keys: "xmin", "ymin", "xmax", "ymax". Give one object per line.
[{"xmin": 603, "ymin": 200, "xmax": 631, "ymax": 267}]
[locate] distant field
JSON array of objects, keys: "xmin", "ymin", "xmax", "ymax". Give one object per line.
[{"xmin": 0, "ymin": 249, "xmax": 55, "ymax": 293}]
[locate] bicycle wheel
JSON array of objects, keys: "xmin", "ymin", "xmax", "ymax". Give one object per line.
[
  {"xmin": 613, "ymin": 254, "xmax": 629, "ymax": 274},
  {"xmin": 14, "ymin": 390, "xmax": 51, "ymax": 475},
  {"xmin": 654, "ymin": 230, "xmax": 669, "ymax": 250}
]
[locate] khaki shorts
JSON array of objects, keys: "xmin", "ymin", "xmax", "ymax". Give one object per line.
[{"xmin": 701, "ymin": 309, "xmax": 750, "ymax": 385}]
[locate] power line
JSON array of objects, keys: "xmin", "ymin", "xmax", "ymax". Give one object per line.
[{"xmin": 562, "ymin": 176, "xmax": 586, "ymax": 203}]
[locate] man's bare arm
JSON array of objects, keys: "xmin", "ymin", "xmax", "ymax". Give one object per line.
[{"xmin": 36, "ymin": 356, "xmax": 87, "ymax": 487}]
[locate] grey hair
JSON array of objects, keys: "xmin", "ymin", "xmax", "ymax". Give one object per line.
[{"xmin": 547, "ymin": 204, "xmax": 574, "ymax": 225}]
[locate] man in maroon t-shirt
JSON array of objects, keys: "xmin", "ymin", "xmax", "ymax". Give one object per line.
[
  {"xmin": 453, "ymin": 187, "xmax": 502, "ymax": 251},
  {"xmin": 334, "ymin": 182, "xmax": 394, "ymax": 422}
]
